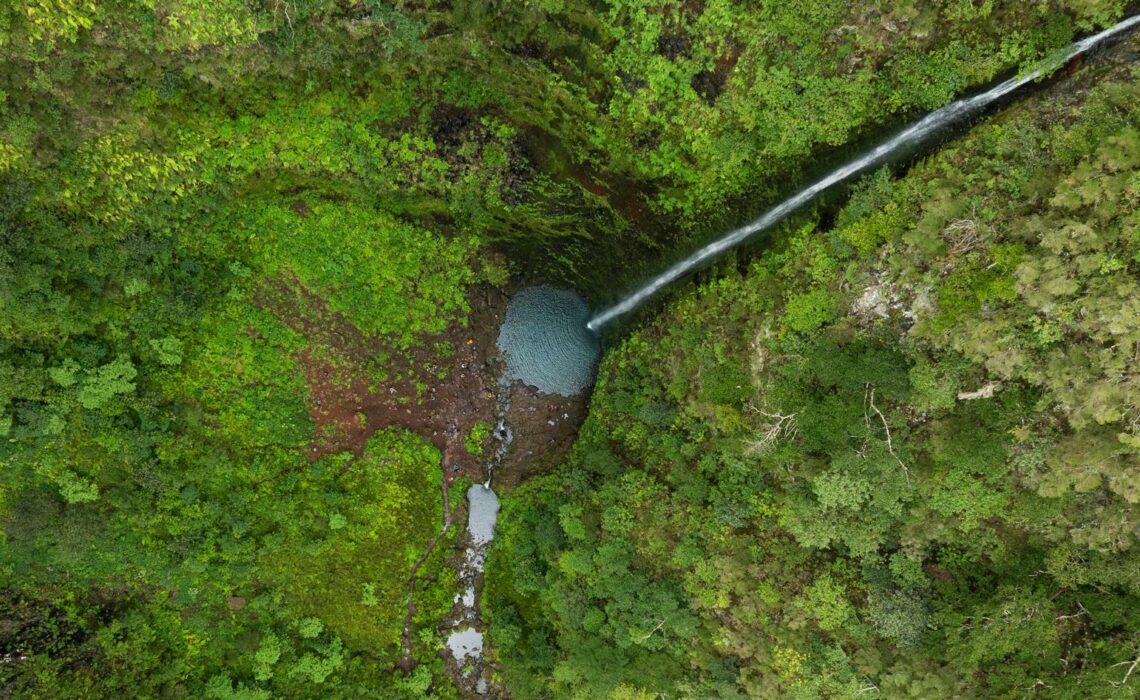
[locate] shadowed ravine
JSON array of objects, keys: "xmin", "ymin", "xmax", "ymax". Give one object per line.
[{"xmin": 586, "ymin": 13, "xmax": 1140, "ymax": 332}]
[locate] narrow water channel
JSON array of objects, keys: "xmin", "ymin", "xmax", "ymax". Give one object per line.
[
  {"xmin": 444, "ymin": 484, "xmax": 500, "ymax": 694},
  {"xmin": 443, "ymin": 285, "xmax": 599, "ymax": 695}
]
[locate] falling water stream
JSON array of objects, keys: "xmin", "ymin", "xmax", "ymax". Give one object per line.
[{"xmin": 586, "ymin": 14, "xmax": 1140, "ymax": 332}]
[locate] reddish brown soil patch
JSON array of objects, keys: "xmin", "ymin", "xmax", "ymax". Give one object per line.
[
  {"xmin": 260, "ymin": 278, "xmax": 590, "ymax": 488},
  {"xmin": 267, "ymin": 283, "xmax": 507, "ymax": 485},
  {"xmin": 572, "ymin": 169, "xmax": 609, "ymax": 198}
]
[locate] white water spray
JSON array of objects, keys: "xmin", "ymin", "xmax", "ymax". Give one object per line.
[{"xmin": 586, "ymin": 15, "xmax": 1140, "ymax": 332}]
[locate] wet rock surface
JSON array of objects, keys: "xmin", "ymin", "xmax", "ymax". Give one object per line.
[{"xmin": 444, "ymin": 484, "xmax": 501, "ymax": 695}]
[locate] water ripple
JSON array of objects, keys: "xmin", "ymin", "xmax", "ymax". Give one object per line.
[{"xmin": 497, "ymin": 286, "xmax": 599, "ymax": 396}]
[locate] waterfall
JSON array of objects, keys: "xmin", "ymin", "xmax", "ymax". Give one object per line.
[{"xmin": 586, "ymin": 14, "xmax": 1140, "ymax": 332}]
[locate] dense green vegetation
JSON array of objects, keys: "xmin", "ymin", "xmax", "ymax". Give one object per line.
[
  {"xmin": 2, "ymin": 0, "xmax": 1137, "ymax": 697},
  {"xmin": 1, "ymin": 0, "xmax": 1127, "ymax": 291},
  {"xmin": 487, "ymin": 53, "xmax": 1140, "ymax": 699}
]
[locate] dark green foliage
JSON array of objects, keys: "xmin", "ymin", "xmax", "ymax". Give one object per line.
[
  {"xmin": 3, "ymin": 0, "xmax": 1139, "ymax": 697},
  {"xmin": 486, "ymin": 44, "xmax": 1140, "ymax": 699}
]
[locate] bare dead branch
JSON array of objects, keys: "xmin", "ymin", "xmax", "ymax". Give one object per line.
[
  {"xmin": 958, "ymin": 382, "xmax": 998, "ymax": 401},
  {"xmin": 745, "ymin": 402, "xmax": 799, "ymax": 455},
  {"xmin": 1110, "ymin": 654, "xmax": 1140, "ymax": 687},
  {"xmin": 944, "ymin": 218, "xmax": 985, "ymax": 256},
  {"xmin": 866, "ymin": 385, "xmax": 910, "ymax": 485},
  {"xmin": 637, "ymin": 618, "xmax": 667, "ymax": 643}
]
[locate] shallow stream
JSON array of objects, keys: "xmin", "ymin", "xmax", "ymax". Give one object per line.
[
  {"xmin": 444, "ymin": 484, "xmax": 500, "ymax": 694},
  {"xmin": 443, "ymin": 285, "xmax": 598, "ymax": 694}
]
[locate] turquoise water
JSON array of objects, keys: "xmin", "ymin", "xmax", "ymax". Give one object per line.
[{"xmin": 497, "ymin": 286, "xmax": 599, "ymax": 396}]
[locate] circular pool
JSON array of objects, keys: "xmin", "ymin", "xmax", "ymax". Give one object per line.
[{"xmin": 497, "ymin": 286, "xmax": 599, "ymax": 396}]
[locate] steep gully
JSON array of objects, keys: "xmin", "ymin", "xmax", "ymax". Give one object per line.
[
  {"xmin": 400, "ymin": 12, "xmax": 1140, "ymax": 694},
  {"xmin": 397, "ymin": 388, "xmax": 508, "ymax": 684},
  {"xmin": 438, "ymin": 287, "xmax": 597, "ymax": 696},
  {"xmin": 399, "ymin": 287, "xmax": 597, "ymax": 694}
]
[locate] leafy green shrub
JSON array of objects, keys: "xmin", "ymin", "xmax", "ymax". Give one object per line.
[
  {"xmin": 783, "ymin": 288, "xmax": 837, "ymax": 333},
  {"xmin": 868, "ymin": 590, "xmax": 928, "ymax": 648},
  {"xmin": 795, "ymin": 573, "xmax": 854, "ymax": 632},
  {"xmin": 465, "ymin": 421, "xmax": 493, "ymax": 456},
  {"xmin": 908, "ymin": 358, "xmax": 959, "ymax": 412}
]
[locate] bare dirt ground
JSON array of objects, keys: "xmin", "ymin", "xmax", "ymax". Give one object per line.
[
  {"xmin": 261, "ymin": 282, "xmax": 505, "ymax": 485},
  {"xmin": 265, "ymin": 279, "xmax": 589, "ymax": 488}
]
